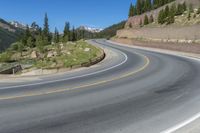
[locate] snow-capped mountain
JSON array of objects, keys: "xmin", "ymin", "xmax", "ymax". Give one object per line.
[
  {"xmin": 10, "ymin": 21, "xmax": 27, "ymax": 29},
  {"xmin": 78, "ymin": 26, "xmax": 103, "ymax": 33}
]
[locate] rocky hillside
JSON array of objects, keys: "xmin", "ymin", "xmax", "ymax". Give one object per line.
[
  {"xmin": 114, "ymin": 0, "xmax": 200, "ymax": 45},
  {"xmin": 0, "ymin": 18, "xmax": 24, "ymax": 52},
  {"xmin": 126, "ymin": 0, "xmax": 200, "ymax": 28}
]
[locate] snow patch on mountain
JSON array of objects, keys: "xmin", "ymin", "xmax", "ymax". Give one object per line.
[{"xmin": 78, "ymin": 26, "xmax": 103, "ymax": 33}]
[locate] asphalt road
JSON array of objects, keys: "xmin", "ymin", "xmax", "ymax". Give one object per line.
[{"xmin": 0, "ymin": 39, "xmax": 200, "ymax": 133}]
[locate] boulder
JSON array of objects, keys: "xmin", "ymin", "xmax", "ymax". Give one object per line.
[
  {"xmin": 60, "ymin": 43, "xmax": 64, "ymax": 50},
  {"xmin": 47, "ymin": 51, "xmax": 58, "ymax": 58},
  {"xmin": 31, "ymin": 51, "xmax": 38, "ymax": 59},
  {"xmin": 84, "ymin": 48, "xmax": 90, "ymax": 52}
]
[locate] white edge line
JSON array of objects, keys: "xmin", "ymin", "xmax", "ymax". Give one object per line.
[
  {"xmin": 108, "ymin": 40, "xmax": 200, "ymax": 133},
  {"xmin": 161, "ymin": 112, "xmax": 200, "ymax": 133},
  {"xmin": 0, "ymin": 44, "xmax": 128, "ymax": 90}
]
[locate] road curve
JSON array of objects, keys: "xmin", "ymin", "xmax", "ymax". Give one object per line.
[{"xmin": 0, "ymin": 39, "xmax": 200, "ymax": 133}]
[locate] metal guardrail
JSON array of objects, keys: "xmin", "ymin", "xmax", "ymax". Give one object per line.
[{"xmin": 0, "ymin": 63, "xmax": 22, "ymax": 74}]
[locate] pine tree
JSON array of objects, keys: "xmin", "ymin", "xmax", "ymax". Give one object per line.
[
  {"xmin": 153, "ymin": 0, "xmax": 159, "ymax": 9},
  {"xmin": 176, "ymin": 4, "xmax": 184, "ymax": 15},
  {"xmin": 54, "ymin": 28, "xmax": 59, "ymax": 43},
  {"xmin": 182, "ymin": 2, "xmax": 187, "ymax": 12},
  {"xmin": 165, "ymin": 5, "xmax": 170, "ymax": 18},
  {"xmin": 22, "ymin": 25, "xmax": 31, "ymax": 47},
  {"xmin": 158, "ymin": 9, "xmax": 164, "ymax": 24},
  {"xmin": 136, "ymin": 0, "xmax": 142, "ymax": 15},
  {"xmin": 128, "ymin": 3, "xmax": 134, "ymax": 17},
  {"xmin": 144, "ymin": 0, "xmax": 151, "ymax": 11},
  {"xmin": 167, "ymin": 4, "xmax": 176, "ymax": 24},
  {"xmin": 43, "ymin": 13, "xmax": 51, "ymax": 44},
  {"xmin": 144, "ymin": 15, "xmax": 149, "ymax": 25},
  {"xmin": 170, "ymin": 3, "xmax": 177, "ymax": 16},
  {"xmin": 63, "ymin": 22, "xmax": 70, "ymax": 42},
  {"xmin": 149, "ymin": 15, "xmax": 154, "ymax": 23},
  {"xmin": 71, "ymin": 27, "xmax": 76, "ymax": 42},
  {"xmin": 27, "ymin": 36, "xmax": 35, "ymax": 48},
  {"xmin": 18, "ymin": 41, "xmax": 24, "ymax": 56},
  {"xmin": 141, "ymin": 0, "xmax": 145, "ymax": 13}
]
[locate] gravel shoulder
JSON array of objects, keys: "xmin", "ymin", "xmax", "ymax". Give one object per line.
[{"xmin": 111, "ymin": 38, "xmax": 200, "ymax": 58}]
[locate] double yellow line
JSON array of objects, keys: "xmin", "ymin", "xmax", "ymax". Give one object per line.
[{"xmin": 0, "ymin": 52, "xmax": 150, "ymax": 101}]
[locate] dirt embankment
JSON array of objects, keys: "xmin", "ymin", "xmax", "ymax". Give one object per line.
[{"xmin": 111, "ymin": 37, "xmax": 200, "ymax": 55}]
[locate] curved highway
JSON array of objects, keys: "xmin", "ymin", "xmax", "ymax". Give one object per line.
[{"xmin": 0, "ymin": 39, "xmax": 200, "ymax": 133}]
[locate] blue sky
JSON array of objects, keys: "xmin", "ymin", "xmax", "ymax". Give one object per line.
[{"xmin": 0, "ymin": 0, "xmax": 136, "ymax": 31}]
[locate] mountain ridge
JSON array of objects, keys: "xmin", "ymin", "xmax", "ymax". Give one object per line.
[{"xmin": 0, "ymin": 18, "xmax": 24, "ymax": 52}]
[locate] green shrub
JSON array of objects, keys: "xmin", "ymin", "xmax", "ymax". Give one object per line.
[
  {"xmin": 0, "ymin": 52, "xmax": 12, "ymax": 62},
  {"xmin": 10, "ymin": 42, "xmax": 20, "ymax": 51}
]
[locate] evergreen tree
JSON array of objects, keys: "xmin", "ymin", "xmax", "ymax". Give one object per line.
[
  {"xmin": 170, "ymin": 3, "xmax": 177, "ymax": 16},
  {"xmin": 63, "ymin": 22, "xmax": 70, "ymax": 42},
  {"xmin": 128, "ymin": 3, "xmax": 134, "ymax": 17},
  {"xmin": 136, "ymin": 0, "xmax": 142, "ymax": 15},
  {"xmin": 144, "ymin": 15, "xmax": 149, "ymax": 25},
  {"xmin": 158, "ymin": 9, "xmax": 165, "ymax": 24},
  {"xmin": 144, "ymin": 0, "xmax": 151, "ymax": 11},
  {"xmin": 167, "ymin": 3, "xmax": 176, "ymax": 24},
  {"xmin": 54, "ymin": 28, "xmax": 59, "ymax": 43},
  {"xmin": 43, "ymin": 13, "xmax": 51, "ymax": 44},
  {"xmin": 165, "ymin": 5, "xmax": 170, "ymax": 18},
  {"xmin": 149, "ymin": 14, "xmax": 154, "ymax": 23},
  {"xmin": 176, "ymin": 4, "xmax": 184, "ymax": 15},
  {"xmin": 153, "ymin": 0, "xmax": 159, "ymax": 9},
  {"xmin": 182, "ymin": 2, "xmax": 187, "ymax": 12},
  {"xmin": 141, "ymin": 0, "xmax": 145, "ymax": 13},
  {"xmin": 18, "ymin": 41, "xmax": 24, "ymax": 56},
  {"xmin": 22, "ymin": 25, "xmax": 31, "ymax": 47},
  {"xmin": 27, "ymin": 36, "xmax": 35, "ymax": 48},
  {"xmin": 71, "ymin": 27, "xmax": 77, "ymax": 42}
]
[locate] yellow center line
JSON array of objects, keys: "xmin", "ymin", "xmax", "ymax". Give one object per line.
[{"xmin": 0, "ymin": 52, "xmax": 150, "ymax": 100}]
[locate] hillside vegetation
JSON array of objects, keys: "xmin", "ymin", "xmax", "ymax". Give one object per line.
[
  {"xmin": 126, "ymin": 0, "xmax": 200, "ymax": 28},
  {"xmin": 114, "ymin": 0, "xmax": 200, "ymax": 44},
  {"xmin": 0, "ymin": 14, "xmax": 104, "ymax": 74},
  {"xmin": 0, "ymin": 19, "xmax": 23, "ymax": 52}
]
